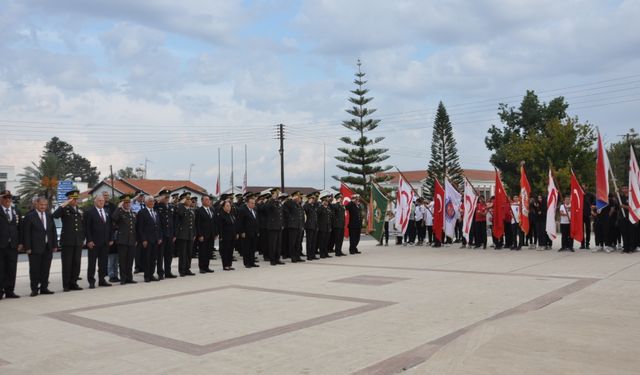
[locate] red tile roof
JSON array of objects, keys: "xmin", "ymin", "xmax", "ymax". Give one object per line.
[
  {"xmin": 376, "ymin": 169, "xmax": 495, "ymax": 183},
  {"xmin": 92, "ymin": 179, "xmax": 207, "ymax": 195},
  {"xmin": 237, "ymin": 186, "xmax": 319, "ymax": 195}
]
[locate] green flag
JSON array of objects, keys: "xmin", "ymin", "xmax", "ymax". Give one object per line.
[{"xmin": 368, "ymin": 183, "xmax": 388, "ymax": 241}]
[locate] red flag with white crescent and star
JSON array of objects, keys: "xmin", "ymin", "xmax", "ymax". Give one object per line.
[
  {"xmin": 492, "ymin": 170, "xmax": 509, "ymax": 238},
  {"xmin": 520, "ymin": 165, "xmax": 531, "ymax": 235},
  {"xmin": 340, "ymin": 183, "xmax": 354, "ymax": 238},
  {"xmin": 570, "ymin": 170, "xmax": 584, "ymax": 242},
  {"xmin": 433, "ymin": 179, "xmax": 444, "ymax": 242}
]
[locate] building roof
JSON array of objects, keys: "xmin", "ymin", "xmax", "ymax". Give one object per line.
[
  {"xmin": 91, "ymin": 179, "xmax": 208, "ymax": 196},
  {"xmin": 225, "ymin": 186, "xmax": 320, "ymax": 195},
  {"xmin": 376, "ymin": 169, "xmax": 495, "ymax": 184}
]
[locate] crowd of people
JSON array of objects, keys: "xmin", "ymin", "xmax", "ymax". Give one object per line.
[
  {"xmin": 377, "ymin": 185, "xmax": 637, "ymax": 254},
  {"xmin": 0, "ymin": 188, "xmax": 365, "ymax": 299}
]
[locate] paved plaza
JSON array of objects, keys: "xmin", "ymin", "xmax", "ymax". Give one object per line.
[{"xmin": 1, "ymin": 238, "xmax": 639, "ymax": 374}]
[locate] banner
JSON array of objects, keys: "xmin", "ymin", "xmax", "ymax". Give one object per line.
[
  {"xmin": 520, "ymin": 165, "xmax": 531, "ymax": 234},
  {"xmin": 396, "ymin": 173, "xmax": 415, "ymax": 235},
  {"xmin": 462, "ymin": 179, "xmax": 478, "ymax": 242},
  {"xmin": 546, "ymin": 169, "xmax": 558, "ymax": 240},
  {"xmin": 595, "ymin": 131, "xmax": 610, "ymax": 210},
  {"xmin": 492, "ymin": 170, "xmax": 509, "ymax": 238},
  {"xmin": 215, "ymin": 175, "xmax": 221, "ymax": 196},
  {"xmin": 340, "ymin": 183, "xmax": 354, "ymax": 238},
  {"xmin": 570, "ymin": 170, "xmax": 584, "ymax": 242},
  {"xmin": 368, "ymin": 183, "xmax": 388, "ymax": 241},
  {"xmin": 433, "ymin": 179, "xmax": 444, "ymax": 242},
  {"xmin": 629, "ymin": 145, "xmax": 640, "ymax": 224},
  {"xmin": 444, "ymin": 179, "xmax": 461, "ymax": 239}
]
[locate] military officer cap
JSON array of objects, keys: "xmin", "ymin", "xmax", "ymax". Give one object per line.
[
  {"xmin": 334, "ymin": 192, "xmax": 343, "ymax": 199},
  {"xmin": 278, "ymin": 192, "xmax": 288, "ymax": 200},
  {"xmin": 0, "ymin": 190, "xmax": 12, "ymax": 198},
  {"xmin": 191, "ymin": 196, "xmax": 198, "ymax": 202},
  {"xmin": 306, "ymin": 192, "xmax": 315, "ymax": 198},
  {"xmin": 65, "ymin": 189, "xmax": 80, "ymax": 199},
  {"xmin": 290, "ymin": 191, "xmax": 301, "ymax": 197},
  {"xmin": 179, "ymin": 192, "xmax": 191, "ymax": 200},
  {"xmin": 260, "ymin": 189, "xmax": 271, "ymax": 197},
  {"xmin": 159, "ymin": 189, "xmax": 171, "ymax": 197},
  {"xmin": 120, "ymin": 194, "xmax": 133, "ymax": 202},
  {"xmin": 270, "ymin": 187, "xmax": 280, "ymax": 193},
  {"xmin": 319, "ymin": 191, "xmax": 331, "ymax": 200},
  {"xmin": 220, "ymin": 193, "xmax": 231, "ymax": 200},
  {"xmin": 171, "ymin": 193, "xmax": 179, "ymax": 198},
  {"xmin": 235, "ymin": 193, "xmax": 243, "ymax": 198}
]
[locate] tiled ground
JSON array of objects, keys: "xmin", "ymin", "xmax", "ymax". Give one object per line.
[{"xmin": 1, "ymin": 238, "xmax": 639, "ymax": 374}]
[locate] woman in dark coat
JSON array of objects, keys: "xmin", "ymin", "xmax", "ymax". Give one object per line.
[{"xmin": 216, "ymin": 201, "xmax": 238, "ymax": 270}]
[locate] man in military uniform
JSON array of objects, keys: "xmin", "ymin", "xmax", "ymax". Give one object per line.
[
  {"xmin": 317, "ymin": 192, "xmax": 333, "ymax": 258},
  {"xmin": 303, "ymin": 193, "xmax": 318, "ymax": 260},
  {"xmin": 283, "ymin": 191, "xmax": 305, "ymax": 263},
  {"xmin": 265, "ymin": 188, "xmax": 285, "ymax": 265},
  {"xmin": 330, "ymin": 192, "xmax": 347, "ymax": 256},
  {"xmin": 155, "ymin": 190, "xmax": 177, "ymax": 279},
  {"xmin": 191, "ymin": 196, "xmax": 199, "ymax": 259},
  {"xmin": 0, "ymin": 190, "xmax": 22, "ymax": 299},
  {"xmin": 256, "ymin": 190, "xmax": 271, "ymax": 262},
  {"xmin": 111, "ymin": 195, "xmax": 137, "ymax": 284},
  {"xmin": 346, "ymin": 194, "xmax": 362, "ymax": 254},
  {"xmin": 52, "ymin": 189, "xmax": 84, "ymax": 292},
  {"xmin": 175, "ymin": 192, "xmax": 196, "ymax": 276}
]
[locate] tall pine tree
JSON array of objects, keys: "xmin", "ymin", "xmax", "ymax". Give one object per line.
[
  {"xmin": 423, "ymin": 102, "xmax": 464, "ymax": 197},
  {"xmin": 334, "ymin": 60, "xmax": 391, "ymax": 201}
]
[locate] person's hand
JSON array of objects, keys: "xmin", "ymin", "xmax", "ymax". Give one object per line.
[
  {"xmin": 108, "ymin": 241, "xmax": 114, "ymax": 246},
  {"xmin": 142, "ymin": 240, "xmax": 148, "ymax": 248},
  {"xmin": 235, "ymin": 234, "xmax": 239, "ymax": 240},
  {"xmin": 26, "ymin": 249, "xmax": 32, "ymax": 255},
  {"xmin": 17, "ymin": 244, "xmax": 23, "ymax": 252},
  {"xmin": 241, "ymin": 233, "xmax": 246, "ymax": 238},
  {"xmin": 52, "ymin": 247, "xmax": 58, "ymax": 252},
  {"xmin": 172, "ymin": 237, "xmax": 176, "ymax": 243},
  {"xmin": 158, "ymin": 239, "xmax": 163, "ymax": 245},
  {"xmin": 87, "ymin": 241, "xmax": 95, "ymax": 249},
  {"xmin": 198, "ymin": 236, "xmax": 204, "ymax": 242}
]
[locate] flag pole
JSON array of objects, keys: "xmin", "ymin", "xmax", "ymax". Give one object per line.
[
  {"xmin": 231, "ymin": 146, "xmax": 234, "ymax": 195},
  {"xmin": 393, "ymin": 166, "xmax": 420, "ymax": 197},
  {"xmin": 217, "ymin": 147, "xmax": 221, "ymax": 195}
]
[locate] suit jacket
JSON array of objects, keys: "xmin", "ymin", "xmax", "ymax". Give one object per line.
[
  {"xmin": 111, "ymin": 207, "xmax": 137, "ymax": 246},
  {"xmin": 22, "ymin": 209, "xmax": 57, "ymax": 254},
  {"xmin": 331, "ymin": 203, "xmax": 346, "ymax": 229},
  {"xmin": 52, "ymin": 205, "xmax": 84, "ymax": 246},
  {"xmin": 303, "ymin": 202, "xmax": 318, "ymax": 230},
  {"xmin": 256, "ymin": 202, "xmax": 269, "ymax": 229},
  {"xmin": 0, "ymin": 205, "xmax": 21, "ymax": 248},
  {"xmin": 216, "ymin": 212, "xmax": 237, "ymax": 241},
  {"xmin": 85, "ymin": 207, "xmax": 112, "ymax": 246},
  {"xmin": 136, "ymin": 207, "xmax": 161, "ymax": 244},
  {"xmin": 317, "ymin": 205, "xmax": 332, "ymax": 233},
  {"xmin": 346, "ymin": 201, "xmax": 362, "ymax": 229},
  {"xmin": 238, "ymin": 205, "xmax": 259, "ymax": 235},
  {"xmin": 264, "ymin": 198, "xmax": 283, "ymax": 231},
  {"xmin": 195, "ymin": 206, "xmax": 216, "ymax": 240}
]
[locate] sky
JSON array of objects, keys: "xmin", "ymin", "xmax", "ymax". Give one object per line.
[{"xmin": 1, "ymin": 0, "xmax": 639, "ymax": 193}]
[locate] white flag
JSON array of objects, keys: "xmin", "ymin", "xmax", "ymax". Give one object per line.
[
  {"xmin": 444, "ymin": 179, "xmax": 462, "ymax": 239},
  {"xmin": 462, "ymin": 179, "xmax": 478, "ymax": 242},
  {"xmin": 546, "ymin": 169, "xmax": 558, "ymax": 240},
  {"xmin": 629, "ymin": 145, "xmax": 640, "ymax": 223},
  {"xmin": 397, "ymin": 174, "xmax": 414, "ymax": 235}
]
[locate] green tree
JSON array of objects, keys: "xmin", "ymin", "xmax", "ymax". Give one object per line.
[
  {"xmin": 485, "ymin": 91, "xmax": 596, "ymax": 194},
  {"xmin": 42, "ymin": 137, "xmax": 101, "ymax": 187},
  {"xmin": 17, "ymin": 153, "xmax": 70, "ymax": 207},
  {"xmin": 333, "ymin": 60, "xmax": 391, "ymax": 200},
  {"xmin": 117, "ymin": 166, "xmax": 143, "ymax": 179},
  {"xmin": 423, "ymin": 102, "xmax": 464, "ymax": 197},
  {"xmin": 607, "ymin": 129, "xmax": 640, "ymax": 186}
]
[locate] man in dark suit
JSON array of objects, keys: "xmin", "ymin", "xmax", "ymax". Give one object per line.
[
  {"xmin": 331, "ymin": 193, "xmax": 346, "ymax": 256},
  {"xmin": 155, "ymin": 190, "xmax": 176, "ymax": 279},
  {"xmin": 111, "ymin": 194, "xmax": 137, "ymax": 284},
  {"xmin": 346, "ymin": 195, "xmax": 362, "ymax": 254},
  {"xmin": 52, "ymin": 189, "xmax": 84, "ymax": 292},
  {"xmin": 283, "ymin": 191, "xmax": 305, "ymax": 263},
  {"xmin": 239, "ymin": 194, "xmax": 259, "ymax": 268},
  {"xmin": 256, "ymin": 191, "xmax": 270, "ymax": 262},
  {"xmin": 195, "ymin": 194, "xmax": 216, "ymax": 273},
  {"xmin": 265, "ymin": 189, "xmax": 285, "ymax": 265},
  {"xmin": 303, "ymin": 193, "xmax": 318, "ymax": 260},
  {"xmin": 0, "ymin": 190, "xmax": 22, "ymax": 299},
  {"xmin": 84, "ymin": 195, "xmax": 113, "ymax": 288},
  {"xmin": 22, "ymin": 196, "xmax": 57, "ymax": 296},
  {"xmin": 175, "ymin": 192, "xmax": 196, "ymax": 276},
  {"xmin": 136, "ymin": 195, "xmax": 162, "ymax": 282}
]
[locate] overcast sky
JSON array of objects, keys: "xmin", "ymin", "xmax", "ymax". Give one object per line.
[{"xmin": 1, "ymin": 0, "xmax": 639, "ymax": 192}]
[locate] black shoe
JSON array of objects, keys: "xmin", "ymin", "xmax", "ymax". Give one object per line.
[
  {"xmin": 109, "ymin": 277, "xmax": 120, "ymax": 283},
  {"xmin": 165, "ymin": 274, "xmax": 177, "ymax": 279},
  {"xmin": 40, "ymin": 289, "xmax": 54, "ymax": 295},
  {"xmin": 335, "ymin": 253, "xmax": 345, "ymax": 257},
  {"xmin": 121, "ymin": 281, "xmax": 126, "ymax": 285},
  {"xmin": 4, "ymin": 292, "xmax": 20, "ymax": 298},
  {"xmin": 89, "ymin": 283, "xmax": 95, "ymax": 289},
  {"xmin": 200, "ymin": 270, "xmax": 209, "ymax": 274},
  {"xmin": 307, "ymin": 257, "xmax": 318, "ymax": 261},
  {"xmin": 185, "ymin": 271, "xmax": 196, "ymax": 276},
  {"xmin": 252, "ymin": 264, "xmax": 260, "ymax": 267},
  {"xmin": 126, "ymin": 280, "xmax": 137, "ymax": 284},
  {"xmin": 98, "ymin": 281, "xmax": 112, "ymax": 287},
  {"xmin": 158, "ymin": 275, "xmax": 165, "ymax": 280},
  {"xmin": 354, "ymin": 250, "xmax": 362, "ymax": 254},
  {"xmin": 30, "ymin": 291, "xmax": 38, "ymax": 297},
  {"xmin": 69, "ymin": 285, "xmax": 82, "ymax": 291},
  {"xmin": 63, "ymin": 288, "xmax": 71, "ymax": 292},
  {"xmin": 277, "ymin": 261, "xmax": 285, "ymax": 265},
  {"xmin": 206, "ymin": 269, "xmax": 215, "ymax": 273},
  {"xmin": 144, "ymin": 278, "xmax": 151, "ymax": 283},
  {"xmin": 149, "ymin": 276, "xmax": 159, "ymax": 282}
]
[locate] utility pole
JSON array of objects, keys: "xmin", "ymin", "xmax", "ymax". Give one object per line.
[
  {"xmin": 323, "ymin": 142, "xmax": 326, "ymax": 190},
  {"xmin": 276, "ymin": 124, "xmax": 285, "ymax": 191},
  {"xmin": 143, "ymin": 157, "xmax": 152, "ymax": 179},
  {"xmin": 231, "ymin": 146, "xmax": 234, "ymax": 195},
  {"xmin": 188, "ymin": 163, "xmax": 195, "ymax": 181}
]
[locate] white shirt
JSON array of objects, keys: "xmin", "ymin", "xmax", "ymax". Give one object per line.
[
  {"xmin": 414, "ymin": 205, "xmax": 425, "ymax": 221},
  {"xmin": 511, "ymin": 203, "xmax": 520, "ymax": 224},
  {"xmin": 425, "ymin": 202, "xmax": 434, "ymax": 226},
  {"xmin": 560, "ymin": 204, "xmax": 570, "ymax": 224}
]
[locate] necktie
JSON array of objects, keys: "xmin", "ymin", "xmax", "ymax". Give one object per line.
[
  {"xmin": 5, "ymin": 208, "xmax": 10, "ymax": 222},
  {"xmin": 206, "ymin": 208, "xmax": 211, "ymax": 218},
  {"xmin": 99, "ymin": 209, "xmax": 105, "ymax": 223},
  {"xmin": 251, "ymin": 209, "xmax": 255, "ymax": 218},
  {"xmin": 40, "ymin": 211, "xmax": 45, "ymax": 228}
]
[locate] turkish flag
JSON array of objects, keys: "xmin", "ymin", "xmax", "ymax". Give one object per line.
[
  {"xmin": 520, "ymin": 165, "xmax": 531, "ymax": 235},
  {"xmin": 492, "ymin": 170, "xmax": 509, "ymax": 238},
  {"xmin": 340, "ymin": 183, "xmax": 354, "ymax": 238},
  {"xmin": 433, "ymin": 179, "xmax": 445, "ymax": 242},
  {"xmin": 570, "ymin": 171, "xmax": 584, "ymax": 242}
]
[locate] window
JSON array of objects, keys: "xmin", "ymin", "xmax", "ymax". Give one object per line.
[
  {"xmin": 0, "ymin": 173, "xmax": 7, "ymax": 179},
  {"xmin": 0, "ymin": 182, "xmax": 5, "ymax": 191}
]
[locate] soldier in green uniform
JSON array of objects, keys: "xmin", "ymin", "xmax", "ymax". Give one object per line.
[
  {"xmin": 111, "ymin": 194, "xmax": 137, "ymax": 284},
  {"xmin": 53, "ymin": 190, "xmax": 84, "ymax": 292},
  {"xmin": 175, "ymin": 192, "xmax": 196, "ymax": 276},
  {"xmin": 283, "ymin": 191, "xmax": 305, "ymax": 263},
  {"xmin": 155, "ymin": 190, "xmax": 177, "ymax": 279},
  {"xmin": 330, "ymin": 192, "xmax": 347, "ymax": 256}
]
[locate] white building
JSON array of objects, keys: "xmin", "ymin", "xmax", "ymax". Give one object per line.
[{"xmin": 0, "ymin": 165, "xmax": 19, "ymax": 193}]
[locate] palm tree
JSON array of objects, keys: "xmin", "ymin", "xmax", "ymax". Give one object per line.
[{"xmin": 17, "ymin": 153, "xmax": 69, "ymax": 207}]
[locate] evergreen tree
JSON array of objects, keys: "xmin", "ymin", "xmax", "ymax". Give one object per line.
[
  {"xmin": 42, "ymin": 137, "xmax": 101, "ymax": 187},
  {"xmin": 423, "ymin": 102, "xmax": 464, "ymax": 197},
  {"xmin": 333, "ymin": 60, "xmax": 391, "ymax": 201}
]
